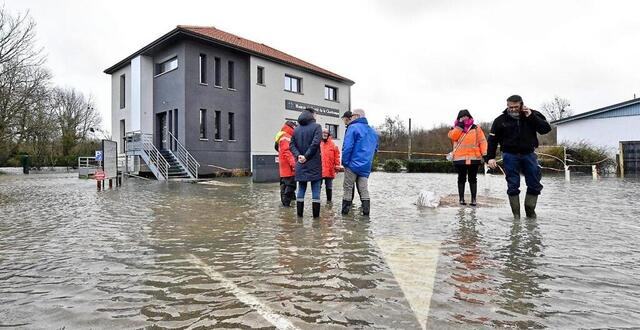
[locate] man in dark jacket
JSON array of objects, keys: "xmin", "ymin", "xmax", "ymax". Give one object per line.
[
  {"xmin": 486, "ymin": 95, "xmax": 552, "ymax": 218},
  {"xmin": 290, "ymin": 108, "xmax": 323, "ymax": 218},
  {"xmin": 341, "ymin": 109, "xmax": 379, "ymax": 216}
]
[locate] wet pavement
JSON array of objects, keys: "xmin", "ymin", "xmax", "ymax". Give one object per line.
[{"xmin": 1, "ymin": 169, "xmax": 639, "ymax": 329}]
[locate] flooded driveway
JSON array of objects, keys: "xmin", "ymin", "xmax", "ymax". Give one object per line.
[{"xmin": 1, "ymin": 170, "xmax": 639, "ymax": 329}]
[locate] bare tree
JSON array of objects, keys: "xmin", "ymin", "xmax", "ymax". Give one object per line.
[
  {"xmin": 51, "ymin": 87, "xmax": 100, "ymax": 157},
  {"xmin": 0, "ymin": 6, "xmax": 49, "ymax": 162},
  {"xmin": 540, "ymin": 96, "xmax": 573, "ymax": 122}
]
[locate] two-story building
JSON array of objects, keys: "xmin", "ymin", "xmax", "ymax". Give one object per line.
[{"xmin": 104, "ymin": 25, "xmax": 354, "ymax": 181}]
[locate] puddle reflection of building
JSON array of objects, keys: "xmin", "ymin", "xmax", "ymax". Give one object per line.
[
  {"xmin": 495, "ymin": 217, "xmax": 547, "ymax": 327},
  {"xmin": 445, "ymin": 208, "xmax": 495, "ymax": 326}
]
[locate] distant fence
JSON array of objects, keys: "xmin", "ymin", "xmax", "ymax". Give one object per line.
[{"xmin": 620, "ymin": 141, "xmax": 640, "ymax": 176}]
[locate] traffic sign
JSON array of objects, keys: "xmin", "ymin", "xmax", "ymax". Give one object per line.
[
  {"xmin": 94, "ymin": 170, "xmax": 105, "ymax": 180},
  {"xmin": 95, "ymin": 150, "xmax": 103, "ymax": 162}
]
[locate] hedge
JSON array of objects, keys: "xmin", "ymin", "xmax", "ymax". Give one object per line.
[{"xmin": 406, "ymin": 160, "xmax": 456, "ymax": 173}]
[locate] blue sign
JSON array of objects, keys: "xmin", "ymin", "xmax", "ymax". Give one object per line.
[{"xmin": 95, "ymin": 150, "xmax": 103, "ymax": 162}]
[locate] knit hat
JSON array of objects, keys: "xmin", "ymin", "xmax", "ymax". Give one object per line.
[
  {"xmin": 341, "ymin": 110, "xmax": 353, "ymax": 118},
  {"xmin": 456, "ymin": 109, "xmax": 473, "ymax": 120}
]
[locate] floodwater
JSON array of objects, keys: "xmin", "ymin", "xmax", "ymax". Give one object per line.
[{"xmin": 1, "ymin": 169, "xmax": 639, "ymax": 329}]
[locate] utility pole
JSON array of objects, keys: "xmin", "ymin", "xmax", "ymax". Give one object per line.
[{"xmin": 408, "ymin": 118, "xmax": 412, "ymax": 160}]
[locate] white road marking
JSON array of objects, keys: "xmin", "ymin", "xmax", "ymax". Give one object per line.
[
  {"xmin": 376, "ymin": 238, "xmax": 441, "ymax": 330},
  {"xmin": 187, "ymin": 254, "xmax": 300, "ymax": 330}
]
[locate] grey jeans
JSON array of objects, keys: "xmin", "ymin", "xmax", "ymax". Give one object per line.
[{"xmin": 343, "ymin": 167, "xmax": 370, "ymax": 201}]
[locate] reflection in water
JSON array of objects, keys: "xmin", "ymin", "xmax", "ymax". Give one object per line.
[
  {"xmin": 2, "ymin": 172, "xmax": 640, "ymax": 328},
  {"xmin": 445, "ymin": 208, "xmax": 494, "ymax": 327},
  {"xmin": 494, "ymin": 217, "xmax": 547, "ymax": 328}
]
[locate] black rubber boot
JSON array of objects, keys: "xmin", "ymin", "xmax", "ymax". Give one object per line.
[
  {"xmin": 509, "ymin": 195, "xmax": 521, "ymax": 219},
  {"xmin": 469, "ymin": 183, "xmax": 478, "ymax": 207},
  {"xmin": 458, "ymin": 182, "xmax": 467, "ymax": 205},
  {"xmin": 524, "ymin": 194, "xmax": 538, "ymax": 218},
  {"xmin": 312, "ymin": 202, "xmax": 320, "ymax": 218},
  {"xmin": 341, "ymin": 200, "xmax": 352, "ymax": 215},
  {"xmin": 296, "ymin": 201, "xmax": 304, "ymax": 217},
  {"xmin": 362, "ymin": 200, "xmax": 370, "ymax": 216},
  {"xmin": 326, "ymin": 189, "xmax": 332, "ymax": 202},
  {"xmin": 282, "ymin": 195, "xmax": 292, "ymax": 207}
]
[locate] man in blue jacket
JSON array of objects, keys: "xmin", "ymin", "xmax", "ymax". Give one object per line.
[{"xmin": 341, "ymin": 109, "xmax": 379, "ymax": 216}]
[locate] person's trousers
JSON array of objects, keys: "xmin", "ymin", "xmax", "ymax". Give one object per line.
[
  {"xmin": 279, "ymin": 176, "xmax": 296, "ymax": 205},
  {"xmin": 322, "ymin": 178, "xmax": 333, "ymax": 190},
  {"xmin": 454, "ymin": 163, "xmax": 479, "ymax": 184},
  {"xmin": 297, "ymin": 180, "xmax": 322, "ymax": 202},
  {"xmin": 343, "ymin": 168, "xmax": 370, "ymax": 201},
  {"xmin": 503, "ymin": 152, "xmax": 543, "ymax": 196}
]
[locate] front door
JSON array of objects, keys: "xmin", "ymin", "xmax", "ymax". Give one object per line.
[{"xmin": 157, "ymin": 112, "xmax": 168, "ymax": 150}]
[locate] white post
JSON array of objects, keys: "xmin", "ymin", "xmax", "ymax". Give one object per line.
[
  {"xmin": 592, "ymin": 165, "xmax": 598, "ymax": 180},
  {"xmin": 565, "ymin": 165, "xmax": 570, "ymax": 181}
]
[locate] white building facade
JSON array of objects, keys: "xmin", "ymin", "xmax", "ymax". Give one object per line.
[{"xmin": 554, "ymin": 98, "xmax": 640, "ymax": 154}]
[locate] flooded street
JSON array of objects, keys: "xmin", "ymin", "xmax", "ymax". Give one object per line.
[{"xmin": 1, "ymin": 170, "xmax": 639, "ymax": 329}]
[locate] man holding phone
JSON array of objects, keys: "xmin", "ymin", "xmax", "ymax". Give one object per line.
[{"xmin": 486, "ymin": 95, "xmax": 552, "ymax": 218}]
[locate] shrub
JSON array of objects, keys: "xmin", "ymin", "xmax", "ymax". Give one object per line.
[
  {"xmin": 406, "ymin": 160, "xmax": 456, "ymax": 173},
  {"xmin": 383, "ymin": 159, "xmax": 403, "ymax": 172}
]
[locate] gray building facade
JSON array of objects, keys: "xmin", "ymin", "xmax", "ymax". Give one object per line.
[{"xmin": 105, "ymin": 25, "xmax": 353, "ymax": 179}]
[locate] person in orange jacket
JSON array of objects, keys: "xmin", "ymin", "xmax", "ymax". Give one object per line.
[
  {"xmin": 320, "ymin": 128, "xmax": 341, "ymax": 202},
  {"xmin": 448, "ymin": 110, "xmax": 488, "ymax": 206},
  {"xmin": 275, "ymin": 121, "xmax": 297, "ymax": 206}
]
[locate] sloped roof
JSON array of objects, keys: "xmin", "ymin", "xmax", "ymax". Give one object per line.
[
  {"xmin": 552, "ymin": 97, "xmax": 640, "ymax": 125},
  {"xmin": 104, "ymin": 25, "xmax": 354, "ymax": 85}
]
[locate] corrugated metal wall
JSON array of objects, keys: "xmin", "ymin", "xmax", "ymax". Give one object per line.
[{"xmin": 592, "ymin": 102, "xmax": 640, "ymax": 119}]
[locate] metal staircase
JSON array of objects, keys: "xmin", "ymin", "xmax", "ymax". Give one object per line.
[
  {"xmin": 124, "ymin": 130, "xmax": 200, "ymax": 181},
  {"xmin": 159, "ymin": 149, "xmax": 190, "ymax": 179},
  {"xmin": 125, "ymin": 131, "xmax": 169, "ymax": 181},
  {"xmin": 167, "ymin": 131, "xmax": 200, "ymax": 179}
]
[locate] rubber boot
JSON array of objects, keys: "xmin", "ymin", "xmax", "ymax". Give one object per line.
[
  {"xmin": 282, "ymin": 195, "xmax": 292, "ymax": 207},
  {"xmin": 362, "ymin": 199, "xmax": 370, "ymax": 216},
  {"xmin": 508, "ymin": 195, "xmax": 521, "ymax": 219},
  {"xmin": 469, "ymin": 182, "xmax": 478, "ymax": 207},
  {"xmin": 296, "ymin": 201, "xmax": 304, "ymax": 217},
  {"xmin": 458, "ymin": 182, "xmax": 467, "ymax": 205},
  {"xmin": 524, "ymin": 194, "xmax": 538, "ymax": 218},
  {"xmin": 341, "ymin": 200, "xmax": 352, "ymax": 215},
  {"xmin": 312, "ymin": 202, "xmax": 320, "ymax": 218},
  {"xmin": 326, "ymin": 189, "xmax": 333, "ymax": 203}
]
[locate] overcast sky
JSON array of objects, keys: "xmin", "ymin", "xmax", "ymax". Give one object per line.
[{"xmin": 6, "ymin": 0, "xmax": 640, "ymax": 133}]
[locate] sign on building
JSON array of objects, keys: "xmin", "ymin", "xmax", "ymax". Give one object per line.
[
  {"xmin": 285, "ymin": 100, "xmax": 340, "ymax": 118},
  {"xmin": 102, "ymin": 140, "xmax": 118, "ymax": 179}
]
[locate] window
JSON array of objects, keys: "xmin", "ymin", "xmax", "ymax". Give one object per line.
[
  {"xmin": 257, "ymin": 66, "xmax": 264, "ymax": 85},
  {"xmin": 285, "ymin": 75, "xmax": 301, "ymax": 93},
  {"xmin": 199, "ymin": 109, "xmax": 207, "ymax": 139},
  {"xmin": 199, "ymin": 54, "xmax": 207, "ymax": 84},
  {"xmin": 228, "ymin": 112, "xmax": 235, "ymax": 140},
  {"xmin": 214, "ymin": 57, "xmax": 221, "ymax": 86},
  {"xmin": 228, "ymin": 61, "xmax": 235, "ymax": 89},
  {"xmin": 214, "ymin": 110, "xmax": 221, "ymax": 140},
  {"xmin": 155, "ymin": 57, "xmax": 178, "ymax": 75},
  {"xmin": 119, "ymin": 74, "xmax": 125, "ymax": 109},
  {"xmin": 326, "ymin": 124, "xmax": 338, "ymax": 139},
  {"xmin": 120, "ymin": 119, "xmax": 126, "ymax": 150},
  {"xmin": 324, "ymin": 85, "xmax": 338, "ymax": 101}
]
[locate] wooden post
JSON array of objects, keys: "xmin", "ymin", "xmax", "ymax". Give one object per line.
[
  {"xmin": 565, "ymin": 165, "xmax": 570, "ymax": 182},
  {"xmin": 408, "ymin": 118, "xmax": 412, "ymax": 160},
  {"xmin": 97, "ymin": 180, "xmax": 101, "ymax": 191},
  {"xmin": 592, "ymin": 165, "xmax": 598, "ymax": 180},
  {"xmin": 109, "ymin": 179, "xmax": 113, "ymax": 189}
]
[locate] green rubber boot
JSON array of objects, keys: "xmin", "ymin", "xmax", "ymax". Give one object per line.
[
  {"xmin": 524, "ymin": 194, "xmax": 538, "ymax": 218},
  {"xmin": 509, "ymin": 195, "xmax": 521, "ymax": 219}
]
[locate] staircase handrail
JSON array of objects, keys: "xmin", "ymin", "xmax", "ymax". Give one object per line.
[
  {"xmin": 167, "ymin": 130, "xmax": 200, "ymax": 179},
  {"xmin": 125, "ymin": 130, "xmax": 169, "ymax": 181}
]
